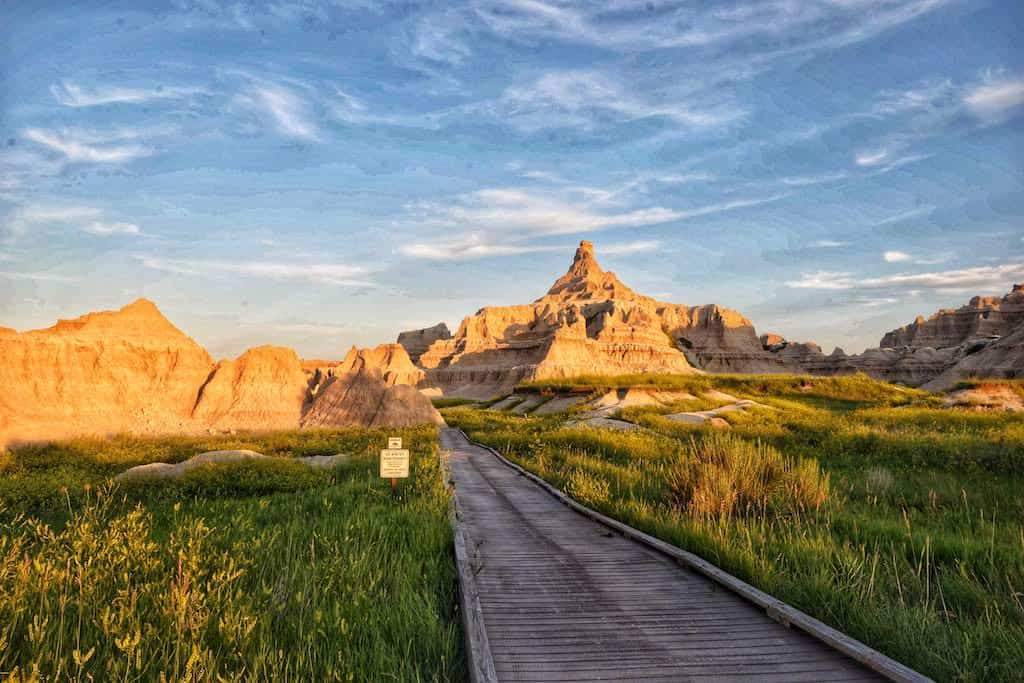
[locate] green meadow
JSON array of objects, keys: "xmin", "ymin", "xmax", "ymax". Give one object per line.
[
  {"xmin": 0, "ymin": 426, "xmax": 462, "ymax": 682},
  {"xmin": 444, "ymin": 374, "xmax": 1024, "ymax": 683}
]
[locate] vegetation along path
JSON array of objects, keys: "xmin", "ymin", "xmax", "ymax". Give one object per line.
[{"xmin": 441, "ymin": 427, "xmax": 920, "ymax": 683}]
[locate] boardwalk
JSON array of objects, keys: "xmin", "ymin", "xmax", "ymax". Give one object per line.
[{"xmin": 441, "ymin": 428, "xmax": 890, "ymax": 683}]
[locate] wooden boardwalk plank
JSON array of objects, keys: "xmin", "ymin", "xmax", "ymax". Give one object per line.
[{"xmin": 442, "ymin": 428, "xmax": 923, "ymax": 683}]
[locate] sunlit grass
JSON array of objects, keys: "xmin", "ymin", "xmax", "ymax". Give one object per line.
[
  {"xmin": 445, "ymin": 373, "xmax": 1024, "ymax": 682},
  {"xmin": 0, "ymin": 426, "xmax": 462, "ymax": 682}
]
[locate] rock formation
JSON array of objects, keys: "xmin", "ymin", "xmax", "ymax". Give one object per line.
[
  {"xmin": 402, "ymin": 241, "xmax": 790, "ymax": 397},
  {"xmin": 0, "ymin": 299, "xmax": 214, "ymax": 445},
  {"xmin": 767, "ymin": 285, "xmax": 1024, "ymax": 387},
  {"xmin": 192, "ymin": 346, "xmax": 311, "ymax": 430},
  {"xmin": 1, "ymin": 301, "xmax": 441, "ymax": 448},
  {"xmin": 880, "ymin": 285, "xmax": 1024, "ymax": 348},
  {"xmin": 397, "ymin": 323, "xmax": 451, "ymax": 364},
  {"xmin": 302, "ymin": 370, "xmax": 443, "ymax": 428}
]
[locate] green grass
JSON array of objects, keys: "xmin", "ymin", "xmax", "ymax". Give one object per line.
[
  {"xmin": 445, "ymin": 373, "xmax": 1024, "ymax": 682},
  {"xmin": 430, "ymin": 397, "xmax": 479, "ymax": 409},
  {"xmin": 0, "ymin": 427, "xmax": 463, "ymax": 682}
]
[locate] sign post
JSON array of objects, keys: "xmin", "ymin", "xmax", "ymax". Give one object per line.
[{"xmin": 380, "ymin": 437, "xmax": 409, "ymax": 496}]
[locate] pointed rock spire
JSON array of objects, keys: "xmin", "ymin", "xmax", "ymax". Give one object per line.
[{"xmin": 544, "ymin": 240, "xmax": 637, "ymax": 301}]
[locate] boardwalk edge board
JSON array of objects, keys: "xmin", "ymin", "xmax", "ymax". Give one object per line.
[
  {"xmin": 440, "ymin": 444, "xmax": 500, "ymax": 683},
  {"xmin": 455, "ymin": 429, "xmax": 933, "ymax": 683}
]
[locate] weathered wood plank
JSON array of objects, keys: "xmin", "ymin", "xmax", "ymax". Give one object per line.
[{"xmin": 442, "ymin": 427, "xmax": 929, "ymax": 683}]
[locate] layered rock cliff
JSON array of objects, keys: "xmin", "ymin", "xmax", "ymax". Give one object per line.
[
  {"xmin": 880, "ymin": 285, "xmax": 1024, "ymax": 348},
  {"xmin": 0, "ymin": 299, "xmax": 214, "ymax": 444},
  {"xmin": 397, "ymin": 323, "xmax": 451, "ymax": 364},
  {"xmin": 767, "ymin": 285, "xmax": 1024, "ymax": 387},
  {"xmin": 402, "ymin": 241, "xmax": 791, "ymax": 397},
  {"xmin": 1, "ymin": 301, "xmax": 440, "ymax": 447}
]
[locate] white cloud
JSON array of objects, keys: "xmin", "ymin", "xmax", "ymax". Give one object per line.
[
  {"xmin": 876, "ymin": 206, "xmax": 931, "ymax": 225},
  {"xmin": 870, "ymin": 79, "xmax": 955, "ymax": 116},
  {"xmin": 600, "ymin": 240, "xmax": 661, "ymax": 255},
  {"xmin": 434, "ymin": 187, "xmax": 686, "ymax": 236},
  {"xmin": 810, "ymin": 240, "xmax": 850, "ymax": 248},
  {"xmin": 0, "ymin": 270, "xmax": 74, "ymax": 282},
  {"xmin": 781, "ymin": 172, "xmax": 847, "ymax": 186},
  {"xmin": 489, "ymin": 70, "xmax": 741, "ymax": 132},
  {"xmin": 963, "ymin": 76, "xmax": 1024, "ymax": 121},
  {"xmin": 84, "ymin": 221, "xmax": 140, "ymax": 236},
  {"xmin": 5, "ymin": 204, "xmax": 141, "ymax": 239},
  {"xmin": 786, "ymin": 263, "xmax": 1024, "ymax": 291},
  {"xmin": 399, "ymin": 234, "xmax": 562, "ymax": 261},
  {"xmin": 883, "ymin": 250, "xmax": 912, "ymax": 263},
  {"xmin": 236, "ymin": 82, "xmax": 318, "ymax": 139},
  {"xmin": 138, "ymin": 256, "xmax": 374, "ymax": 286},
  {"xmin": 22, "ymin": 128, "xmax": 151, "ymax": 163},
  {"xmin": 412, "ymin": 10, "xmax": 472, "ymax": 64},
  {"xmin": 50, "ymin": 80, "xmax": 205, "ymax": 107},
  {"xmin": 855, "ymin": 148, "xmax": 890, "ymax": 167},
  {"xmin": 401, "ymin": 183, "xmax": 784, "ymax": 261}
]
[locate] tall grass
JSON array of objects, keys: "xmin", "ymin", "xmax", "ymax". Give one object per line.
[
  {"xmin": 444, "ymin": 373, "xmax": 1024, "ymax": 682},
  {"xmin": 0, "ymin": 427, "xmax": 463, "ymax": 682},
  {"xmin": 667, "ymin": 432, "xmax": 829, "ymax": 518}
]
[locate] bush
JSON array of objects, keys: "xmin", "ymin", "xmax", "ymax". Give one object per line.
[
  {"xmin": 564, "ymin": 468, "xmax": 611, "ymax": 507},
  {"xmin": 668, "ymin": 432, "xmax": 829, "ymax": 518}
]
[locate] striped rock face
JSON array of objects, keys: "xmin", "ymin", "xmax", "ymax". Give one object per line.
[
  {"xmin": 403, "ymin": 241, "xmax": 791, "ymax": 399},
  {"xmin": 0, "ymin": 302, "xmax": 441, "ymax": 447}
]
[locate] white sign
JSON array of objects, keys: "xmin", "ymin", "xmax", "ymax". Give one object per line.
[
  {"xmin": 380, "ymin": 449, "xmax": 410, "ymax": 478},
  {"xmin": 388, "ymin": 437, "xmax": 403, "ymax": 449}
]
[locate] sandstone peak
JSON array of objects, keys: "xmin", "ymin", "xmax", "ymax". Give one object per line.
[
  {"xmin": 34, "ymin": 297, "xmax": 193, "ymax": 344},
  {"xmin": 543, "ymin": 240, "xmax": 639, "ymax": 302}
]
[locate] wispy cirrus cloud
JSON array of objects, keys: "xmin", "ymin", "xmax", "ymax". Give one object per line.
[
  {"xmin": 601, "ymin": 240, "xmax": 661, "ymax": 255},
  {"xmin": 138, "ymin": 256, "xmax": 375, "ymax": 286},
  {"xmin": 786, "ymin": 263, "xmax": 1024, "ymax": 291},
  {"xmin": 234, "ymin": 81, "xmax": 319, "ymax": 139},
  {"xmin": 963, "ymin": 74, "xmax": 1024, "ymax": 122},
  {"xmin": 781, "ymin": 172, "xmax": 848, "ymax": 186},
  {"xmin": 482, "ymin": 70, "xmax": 742, "ymax": 132},
  {"xmin": 4, "ymin": 204, "xmax": 141, "ymax": 240},
  {"xmin": 400, "ymin": 184, "xmax": 785, "ymax": 260},
  {"xmin": 22, "ymin": 128, "xmax": 151, "ymax": 164},
  {"xmin": 84, "ymin": 221, "xmax": 140, "ymax": 236},
  {"xmin": 50, "ymin": 80, "xmax": 205, "ymax": 107},
  {"xmin": 0, "ymin": 270, "xmax": 75, "ymax": 282},
  {"xmin": 399, "ymin": 234, "xmax": 563, "ymax": 261},
  {"xmin": 883, "ymin": 250, "xmax": 912, "ymax": 263}
]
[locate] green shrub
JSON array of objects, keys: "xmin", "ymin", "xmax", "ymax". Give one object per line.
[
  {"xmin": 564, "ymin": 468, "xmax": 612, "ymax": 507},
  {"xmin": 668, "ymin": 432, "xmax": 829, "ymax": 518}
]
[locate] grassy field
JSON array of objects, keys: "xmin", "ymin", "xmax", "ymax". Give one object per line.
[
  {"xmin": 0, "ymin": 426, "xmax": 462, "ymax": 682},
  {"xmin": 444, "ymin": 374, "xmax": 1024, "ymax": 682}
]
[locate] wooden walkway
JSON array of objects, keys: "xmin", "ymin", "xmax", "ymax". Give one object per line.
[{"xmin": 441, "ymin": 428, "xmax": 899, "ymax": 683}]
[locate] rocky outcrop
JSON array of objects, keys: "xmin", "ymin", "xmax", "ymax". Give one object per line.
[
  {"xmin": 922, "ymin": 323, "xmax": 1024, "ymax": 390},
  {"xmin": 880, "ymin": 285, "xmax": 1024, "ymax": 348},
  {"xmin": 0, "ymin": 299, "xmax": 214, "ymax": 445},
  {"xmin": 768, "ymin": 285, "xmax": 1024, "ymax": 387},
  {"xmin": 115, "ymin": 450, "xmax": 351, "ymax": 483},
  {"xmin": 397, "ymin": 323, "xmax": 451, "ymax": 364},
  {"xmin": 301, "ymin": 370, "xmax": 442, "ymax": 428},
  {"xmin": 1, "ymin": 301, "xmax": 443, "ymax": 447},
  {"xmin": 335, "ymin": 344, "xmax": 425, "ymax": 386},
  {"xmin": 192, "ymin": 346, "xmax": 310, "ymax": 430},
  {"xmin": 412, "ymin": 241, "xmax": 791, "ymax": 397}
]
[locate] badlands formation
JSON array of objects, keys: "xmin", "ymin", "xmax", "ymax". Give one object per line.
[
  {"xmin": 400, "ymin": 242, "xmax": 1024, "ymax": 396},
  {"xmin": 763, "ymin": 284, "xmax": 1024, "ymax": 388},
  {"xmin": 401, "ymin": 240, "xmax": 788, "ymax": 398},
  {"xmin": 0, "ymin": 300, "xmax": 441, "ymax": 447}
]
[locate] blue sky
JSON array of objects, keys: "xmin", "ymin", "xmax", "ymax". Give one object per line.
[{"xmin": 2, "ymin": 0, "xmax": 1023, "ymax": 358}]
